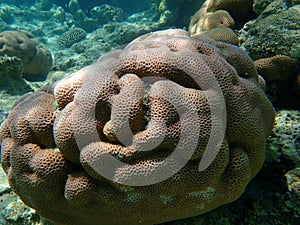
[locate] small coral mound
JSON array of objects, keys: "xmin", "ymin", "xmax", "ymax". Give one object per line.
[
  {"xmin": 57, "ymin": 28, "xmax": 87, "ymax": 49},
  {"xmin": 200, "ymin": 27, "xmax": 239, "ymax": 45},
  {"xmin": 0, "ymin": 29, "xmax": 274, "ymax": 225},
  {"xmin": 189, "ymin": 10, "xmax": 234, "ymax": 35},
  {"xmin": 188, "ymin": 0, "xmax": 254, "ymax": 36},
  {"xmin": 0, "ymin": 30, "xmax": 52, "ymax": 81},
  {"xmin": 254, "ymin": 55, "xmax": 297, "ymax": 81}
]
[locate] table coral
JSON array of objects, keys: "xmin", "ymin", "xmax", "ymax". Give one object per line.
[
  {"xmin": 0, "ymin": 30, "xmax": 52, "ymax": 81},
  {"xmin": 0, "ymin": 29, "xmax": 274, "ymax": 225}
]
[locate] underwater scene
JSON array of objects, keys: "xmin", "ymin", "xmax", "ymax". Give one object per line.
[{"xmin": 0, "ymin": 0, "xmax": 299, "ymax": 224}]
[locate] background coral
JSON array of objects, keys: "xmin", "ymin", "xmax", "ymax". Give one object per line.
[
  {"xmin": 0, "ymin": 30, "xmax": 52, "ymax": 81},
  {"xmin": 200, "ymin": 27, "xmax": 239, "ymax": 45},
  {"xmin": 0, "ymin": 55, "xmax": 33, "ymax": 115},
  {"xmin": 285, "ymin": 168, "xmax": 300, "ymax": 194},
  {"xmin": 240, "ymin": 4, "xmax": 300, "ymax": 59},
  {"xmin": 154, "ymin": 0, "xmax": 206, "ymax": 27},
  {"xmin": 0, "ymin": 55, "xmax": 22, "ymax": 78},
  {"xmin": 188, "ymin": 0, "xmax": 255, "ymax": 36},
  {"xmin": 238, "ymin": 0, "xmax": 300, "ymax": 109},
  {"xmin": 189, "ymin": 10, "xmax": 235, "ymax": 35},
  {"xmin": 254, "ymin": 55, "xmax": 297, "ymax": 81},
  {"xmin": 265, "ymin": 110, "xmax": 300, "ymax": 167},
  {"xmin": 0, "ymin": 29, "xmax": 274, "ymax": 225},
  {"xmin": 89, "ymin": 4, "xmax": 126, "ymax": 24},
  {"xmin": 205, "ymin": 0, "xmax": 254, "ymax": 21},
  {"xmin": 57, "ymin": 28, "xmax": 87, "ymax": 49}
]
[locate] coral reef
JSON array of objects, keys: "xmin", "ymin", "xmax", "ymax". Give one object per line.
[
  {"xmin": 0, "ymin": 29, "xmax": 274, "ymax": 225},
  {"xmin": 266, "ymin": 110, "xmax": 300, "ymax": 167},
  {"xmin": 189, "ymin": 10, "xmax": 235, "ymax": 35},
  {"xmin": 89, "ymin": 4, "xmax": 126, "ymax": 24},
  {"xmin": 237, "ymin": 0, "xmax": 300, "ymax": 109},
  {"xmin": 68, "ymin": 0, "xmax": 103, "ymax": 32},
  {"xmin": 0, "ymin": 30, "xmax": 52, "ymax": 81},
  {"xmin": 0, "ymin": 55, "xmax": 22, "ymax": 78},
  {"xmin": 0, "ymin": 0, "xmax": 299, "ymax": 224},
  {"xmin": 0, "ymin": 166, "xmax": 53, "ymax": 225},
  {"xmin": 154, "ymin": 0, "xmax": 206, "ymax": 28},
  {"xmin": 254, "ymin": 55, "xmax": 298, "ymax": 81},
  {"xmin": 188, "ymin": 0, "xmax": 254, "ymax": 36},
  {"xmin": 285, "ymin": 168, "xmax": 300, "ymax": 194},
  {"xmin": 0, "ymin": 1, "xmax": 209, "ymax": 74},
  {"xmin": 199, "ymin": 27, "xmax": 239, "ymax": 45},
  {"xmin": 0, "ymin": 55, "xmax": 33, "ymax": 115},
  {"xmin": 57, "ymin": 28, "xmax": 87, "ymax": 49},
  {"xmin": 240, "ymin": 3, "xmax": 300, "ymax": 59}
]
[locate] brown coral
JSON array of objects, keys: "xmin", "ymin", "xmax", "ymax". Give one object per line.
[
  {"xmin": 205, "ymin": 0, "xmax": 253, "ymax": 19},
  {"xmin": 189, "ymin": 9, "xmax": 234, "ymax": 35},
  {"xmin": 254, "ymin": 55, "xmax": 297, "ymax": 81},
  {"xmin": 199, "ymin": 27, "xmax": 239, "ymax": 45},
  {"xmin": 189, "ymin": 0, "xmax": 254, "ymax": 36},
  {"xmin": 0, "ymin": 29, "xmax": 274, "ymax": 225},
  {"xmin": 0, "ymin": 30, "xmax": 52, "ymax": 81}
]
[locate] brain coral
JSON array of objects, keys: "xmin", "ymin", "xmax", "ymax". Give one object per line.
[
  {"xmin": 57, "ymin": 28, "xmax": 87, "ymax": 49},
  {"xmin": 0, "ymin": 30, "xmax": 52, "ymax": 81},
  {"xmin": 0, "ymin": 29, "xmax": 274, "ymax": 225}
]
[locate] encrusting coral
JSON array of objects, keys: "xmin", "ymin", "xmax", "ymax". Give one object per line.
[
  {"xmin": 0, "ymin": 29, "xmax": 274, "ymax": 225},
  {"xmin": 0, "ymin": 30, "xmax": 52, "ymax": 81}
]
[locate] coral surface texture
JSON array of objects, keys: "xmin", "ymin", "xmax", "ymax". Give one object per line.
[{"xmin": 0, "ymin": 29, "xmax": 275, "ymax": 225}]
